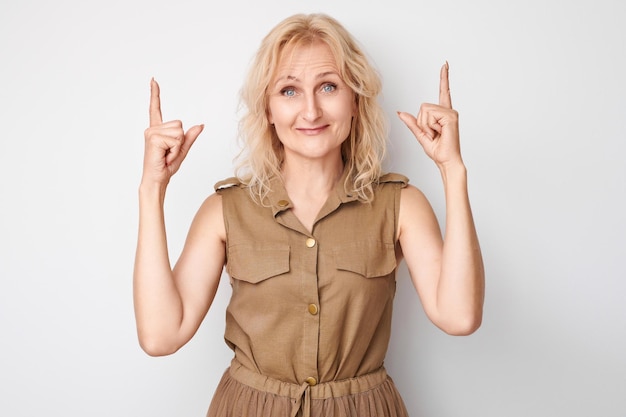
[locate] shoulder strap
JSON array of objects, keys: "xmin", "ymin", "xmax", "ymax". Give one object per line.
[
  {"xmin": 379, "ymin": 172, "xmax": 409, "ymax": 187},
  {"xmin": 214, "ymin": 177, "xmax": 243, "ymax": 192}
]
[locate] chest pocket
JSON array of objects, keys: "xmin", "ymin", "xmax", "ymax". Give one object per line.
[
  {"xmin": 333, "ymin": 240, "xmax": 397, "ymax": 278},
  {"xmin": 227, "ymin": 244, "xmax": 290, "ymax": 284}
]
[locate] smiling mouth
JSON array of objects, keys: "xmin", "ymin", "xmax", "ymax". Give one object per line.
[{"xmin": 297, "ymin": 125, "xmax": 329, "ymax": 135}]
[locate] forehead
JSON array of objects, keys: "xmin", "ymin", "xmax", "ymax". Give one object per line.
[{"xmin": 274, "ymin": 41, "xmax": 340, "ymax": 78}]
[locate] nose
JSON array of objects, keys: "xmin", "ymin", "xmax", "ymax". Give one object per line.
[{"xmin": 301, "ymin": 93, "xmax": 322, "ymax": 122}]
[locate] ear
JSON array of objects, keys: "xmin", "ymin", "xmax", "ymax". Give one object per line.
[{"xmin": 267, "ymin": 110, "xmax": 273, "ymax": 125}]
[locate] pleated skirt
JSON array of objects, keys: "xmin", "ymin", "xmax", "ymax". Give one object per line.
[{"xmin": 206, "ymin": 359, "xmax": 409, "ymax": 417}]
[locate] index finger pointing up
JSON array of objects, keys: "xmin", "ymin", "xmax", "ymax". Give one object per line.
[
  {"xmin": 149, "ymin": 78, "xmax": 163, "ymax": 126},
  {"xmin": 439, "ymin": 61, "xmax": 453, "ymax": 109}
]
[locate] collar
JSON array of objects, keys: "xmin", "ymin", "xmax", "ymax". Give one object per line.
[{"xmin": 266, "ymin": 166, "xmax": 359, "ymax": 217}]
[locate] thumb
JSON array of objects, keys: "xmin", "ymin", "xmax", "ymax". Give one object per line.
[
  {"xmin": 397, "ymin": 111, "xmax": 417, "ymax": 132},
  {"xmin": 397, "ymin": 111, "xmax": 429, "ymax": 144},
  {"xmin": 166, "ymin": 124, "xmax": 204, "ymax": 166},
  {"xmin": 183, "ymin": 124, "xmax": 204, "ymax": 151}
]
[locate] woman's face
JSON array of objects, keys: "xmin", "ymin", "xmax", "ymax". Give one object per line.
[{"xmin": 267, "ymin": 41, "xmax": 356, "ymax": 164}]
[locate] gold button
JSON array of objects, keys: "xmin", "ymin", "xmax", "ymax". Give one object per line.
[
  {"xmin": 305, "ymin": 238, "xmax": 316, "ymax": 248},
  {"xmin": 277, "ymin": 200, "xmax": 289, "ymax": 207},
  {"xmin": 305, "ymin": 377, "xmax": 317, "ymax": 386},
  {"xmin": 308, "ymin": 304, "xmax": 318, "ymax": 315}
]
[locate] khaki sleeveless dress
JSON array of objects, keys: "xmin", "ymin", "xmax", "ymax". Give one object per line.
[{"xmin": 208, "ymin": 170, "xmax": 410, "ymax": 417}]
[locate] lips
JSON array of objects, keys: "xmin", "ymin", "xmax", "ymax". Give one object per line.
[{"xmin": 296, "ymin": 125, "xmax": 329, "ymax": 135}]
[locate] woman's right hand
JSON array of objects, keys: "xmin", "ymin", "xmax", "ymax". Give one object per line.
[{"xmin": 142, "ymin": 79, "xmax": 204, "ymax": 186}]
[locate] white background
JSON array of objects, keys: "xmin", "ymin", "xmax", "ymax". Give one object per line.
[{"xmin": 1, "ymin": 0, "xmax": 624, "ymax": 416}]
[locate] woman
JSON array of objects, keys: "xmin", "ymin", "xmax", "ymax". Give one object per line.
[{"xmin": 134, "ymin": 13, "xmax": 484, "ymax": 417}]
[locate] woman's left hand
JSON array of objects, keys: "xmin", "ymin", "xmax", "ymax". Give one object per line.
[{"xmin": 397, "ymin": 62, "xmax": 463, "ymax": 169}]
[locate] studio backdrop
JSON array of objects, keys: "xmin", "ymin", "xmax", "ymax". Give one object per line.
[{"xmin": 0, "ymin": 0, "xmax": 624, "ymax": 416}]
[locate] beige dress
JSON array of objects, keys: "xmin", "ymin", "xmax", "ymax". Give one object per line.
[{"xmin": 207, "ymin": 170, "xmax": 410, "ymax": 417}]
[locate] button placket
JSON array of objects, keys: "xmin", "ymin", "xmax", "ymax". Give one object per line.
[{"xmin": 301, "ymin": 234, "xmax": 320, "ymax": 384}]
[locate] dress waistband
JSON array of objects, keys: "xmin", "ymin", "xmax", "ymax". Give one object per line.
[{"xmin": 228, "ymin": 359, "xmax": 389, "ymax": 417}]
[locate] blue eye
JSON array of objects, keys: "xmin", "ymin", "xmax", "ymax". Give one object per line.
[
  {"xmin": 281, "ymin": 87, "xmax": 296, "ymax": 97},
  {"xmin": 322, "ymin": 83, "xmax": 336, "ymax": 93}
]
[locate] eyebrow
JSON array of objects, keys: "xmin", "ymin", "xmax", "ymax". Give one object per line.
[{"xmin": 275, "ymin": 71, "xmax": 340, "ymax": 83}]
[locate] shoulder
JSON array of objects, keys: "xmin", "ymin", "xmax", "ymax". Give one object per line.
[
  {"xmin": 212, "ymin": 176, "xmax": 259, "ymax": 217},
  {"xmin": 398, "ymin": 184, "xmax": 436, "ymax": 229},
  {"xmin": 186, "ymin": 192, "xmax": 226, "ymax": 243},
  {"xmin": 401, "ymin": 184, "xmax": 429, "ymax": 204},
  {"xmin": 374, "ymin": 173, "xmax": 409, "ymax": 200}
]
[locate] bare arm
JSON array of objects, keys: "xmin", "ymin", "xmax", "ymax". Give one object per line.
[
  {"xmin": 397, "ymin": 63, "xmax": 485, "ymax": 335},
  {"xmin": 133, "ymin": 80, "xmax": 225, "ymax": 356}
]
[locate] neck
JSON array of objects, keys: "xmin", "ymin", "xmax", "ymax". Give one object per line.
[
  {"xmin": 281, "ymin": 156, "xmax": 344, "ymax": 198},
  {"xmin": 279, "ymin": 155, "xmax": 345, "ymax": 233}
]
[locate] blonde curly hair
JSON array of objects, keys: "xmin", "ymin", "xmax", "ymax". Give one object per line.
[{"xmin": 236, "ymin": 13, "xmax": 387, "ymax": 203}]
